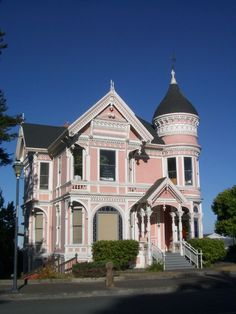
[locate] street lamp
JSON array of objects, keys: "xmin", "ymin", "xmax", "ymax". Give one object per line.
[{"xmin": 12, "ymin": 160, "xmax": 23, "ymax": 293}]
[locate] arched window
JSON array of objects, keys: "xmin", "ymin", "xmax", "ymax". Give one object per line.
[
  {"xmin": 194, "ymin": 206, "xmax": 198, "ymax": 213},
  {"xmin": 93, "ymin": 206, "xmax": 122, "ymax": 242}
]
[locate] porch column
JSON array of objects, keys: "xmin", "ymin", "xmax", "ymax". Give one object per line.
[
  {"xmin": 130, "ymin": 212, "xmax": 135, "ymax": 240},
  {"xmin": 134, "ymin": 212, "xmax": 139, "ymax": 241},
  {"xmin": 170, "ymin": 212, "xmax": 176, "ymax": 253},
  {"xmin": 198, "ymin": 203, "xmax": 203, "ymax": 238},
  {"xmin": 189, "ymin": 212, "xmax": 194, "ymax": 239},
  {"xmin": 140, "ymin": 208, "xmax": 145, "ymax": 239},
  {"xmin": 177, "ymin": 209, "xmax": 184, "ymax": 255},
  {"xmin": 146, "ymin": 206, "xmax": 152, "ymax": 265}
]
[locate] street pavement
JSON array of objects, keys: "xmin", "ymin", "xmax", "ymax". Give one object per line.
[{"xmin": 0, "ymin": 270, "xmax": 236, "ymax": 301}]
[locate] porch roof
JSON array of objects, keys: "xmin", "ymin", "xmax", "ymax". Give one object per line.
[{"xmin": 138, "ymin": 177, "xmax": 166, "ymax": 204}]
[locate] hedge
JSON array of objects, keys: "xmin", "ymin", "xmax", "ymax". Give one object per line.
[
  {"xmin": 92, "ymin": 240, "xmax": 139, "ymax": 269},
  {"xmin": 188, "ymin": 238, "xmax": 226, "ymax": 266},
  {"xmin": 72, "ymin": 261, "xmax": 107, "ymax": 278}
]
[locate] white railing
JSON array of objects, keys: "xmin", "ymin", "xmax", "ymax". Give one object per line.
[
  {"xmin": 182, "ymin": 240, "xmax": 203, "ymax": 269},
  {"xmin": 151, "ymin": 243, "xmax": 165, "ymax": 270}
]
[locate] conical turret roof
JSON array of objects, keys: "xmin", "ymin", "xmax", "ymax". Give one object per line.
[{"xmin": 153, "ymin": 70, "xmax": 198, "ymax": 121}]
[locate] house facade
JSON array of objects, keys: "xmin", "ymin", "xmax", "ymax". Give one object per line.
[{"xmin": 16, "ymin": 69, "xmax": 203, "ymax": 270}]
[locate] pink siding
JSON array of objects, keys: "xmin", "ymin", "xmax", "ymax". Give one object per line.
[
  {"xmin": 90, "ymin": 148, "xmax": 97, "ymax": 180},
  {"xmin": 135, "ymin": 158, "xmax": 162, "ymax": 183},
  {"xmin": 162, "ymin": 134, "xmax": 198, "ymax": 145}
]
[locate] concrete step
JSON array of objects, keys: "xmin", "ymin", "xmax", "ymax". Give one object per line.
[{"xmin": 164, "ymin": 253, "xmax": 195, "ymax": 271}]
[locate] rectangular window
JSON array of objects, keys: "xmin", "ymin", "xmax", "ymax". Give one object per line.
[
  {"xmin": 167, "ymin": 157, "xmax": 177, "ymax": 184},
  {"xmin": 73, "ymin": 148, "xmax": 83, "ymax": 180},
  {"xmin": 194, "ymin": 218, "xmax": 199, "ymax": 238},
  {"xmin": 40, "ymin": 162, "xmax": 49, "ymax": 190},
  {"xmin": 100, "ymin": 150, "xmax": 116, "ymax": 181},
  {"xmin": 73, "ymin": 208, "xmax": 82, "ymax": 244},
  {"xmin": 184, "ymin": 157, "xmax": 193, "ymax": 185},
  {"xmin": 56, "ymin": 207, "xmax": 61, "ymax": 246},
  {"xmin": 35, "ymin": 212, "xmax": 43, "ymax": 243}
]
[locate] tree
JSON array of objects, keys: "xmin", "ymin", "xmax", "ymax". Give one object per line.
[
  {"xmin": 0, "ymin": 29, "xmax": 21, "ymax": 166},
  {"xmin": 212, "ymin": 185, "xmax": 236, "ymax": 238},
  {"xmin": 0, "ymin": 190, "xmax": 15, "ymax": 277},
  {"xmin": 0, "ymin": 30, "xmax": 7, "ymax": 53}
]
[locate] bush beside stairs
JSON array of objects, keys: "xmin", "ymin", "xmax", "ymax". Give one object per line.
[{"xmin": 165, "ymin": 252, "xmax": 195, "ymax": 271}]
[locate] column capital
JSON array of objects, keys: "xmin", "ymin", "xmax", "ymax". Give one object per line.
[
  {"xmin": 177, "ymin": 210, "xmax": 184, "ymax": 218},
  {"xmin": 140, "ymin": 208, "xmax": 145, "ymax": 217},
  {"xmin": 170, "ymin": 211, "xmax": 176, "ymax": 219},
  {"xmin": 146, "ymin": 206, "xmax": 152, "ymax": 217}
]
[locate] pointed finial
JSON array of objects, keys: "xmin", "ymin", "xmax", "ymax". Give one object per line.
[
  {"xmin": 170, "ymin": 51, "xmax": 177, "ymax": 84},
  {"xmin": 171, "ymin": 68, "xmax": 177, "ymax": 84},
  {"xmin": 110, "ymin": 79, "xmax": 115, "ymax": 91}
]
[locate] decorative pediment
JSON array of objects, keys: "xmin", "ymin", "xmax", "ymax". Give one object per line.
[
  {"xmin": 138, "ymin": 177, "xmax": 188, "ymax": 206},
  {"xmin": 68, "ymin": 89, "xmax": 154, "ymax": 143}
]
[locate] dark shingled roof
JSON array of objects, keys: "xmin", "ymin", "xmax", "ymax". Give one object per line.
[
  {"xmin": 22, "ymin": 123, "xmax": 66, "ymax": 149},
  {"xmin": 153, "ymin": 83, "xmax": 198, "ymax": 121},
  {"xmin": 136, "ymin": 116, "xmax": 164, "ymax": 144},
  {"xmin": 138, "ymin": 177, "xmax": 166, "ymax": 204}
]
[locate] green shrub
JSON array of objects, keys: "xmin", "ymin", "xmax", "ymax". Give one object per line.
[
  {"xmin": 92, "ymin": 240, "xmax": 139, "ymax": 270},
  {"xmin": 147, "ymin": 261, "xmax": 163, "ymax": 272},
  {"xmin": 188, "ymin": 238, "xmax": 226, "ymax": 267},
  {"xmin": 72, "ymin": 261, "xmax": 107, "ymax": 278}
]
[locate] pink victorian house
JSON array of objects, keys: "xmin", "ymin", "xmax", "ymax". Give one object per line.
[{"xmin": 16, "ymin": 70, "xmax": 203, "ymax": 271}]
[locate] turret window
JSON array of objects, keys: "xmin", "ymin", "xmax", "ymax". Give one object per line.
[
  {"xmin": 167, "ymin": 157, "xmax": 177, "ymax": 184},
  {"xmin": 184, "ymin": 157, "xmax": 193, "ymax": 185}
]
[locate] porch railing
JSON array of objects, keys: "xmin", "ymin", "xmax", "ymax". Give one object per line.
[
  {"xmin": 182, "ymin": 240, "xmax": 203, "ymax": 269},
  {"xmin": 151, "ymin": 243, "xmax": 165, "ymax": 270}
]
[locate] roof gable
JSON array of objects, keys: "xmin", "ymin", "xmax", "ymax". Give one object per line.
[{"xmin": 68, "ymin": 89, "xmax": 154, "ymax": 143}]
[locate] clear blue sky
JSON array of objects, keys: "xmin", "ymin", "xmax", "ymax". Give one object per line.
[{"xmin": 0, "ymin": 0, "xmax": 236, "ymax": 234}]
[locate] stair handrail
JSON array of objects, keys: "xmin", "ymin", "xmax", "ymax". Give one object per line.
[
  {"xmin": 57, "ymin": 253, "xmax": 78, "ymax": 274},
  {"xmin": 182, "ymin": 240, "xmax": 203, "ymax": 269},
  {"xmin": 151, "ymin": 243, "xmax": 165, "ymax": 270}
]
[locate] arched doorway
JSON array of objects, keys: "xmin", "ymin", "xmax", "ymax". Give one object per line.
[{"xmin": 93, "ymin": 206, "xmax": 122, "ymax": 242}]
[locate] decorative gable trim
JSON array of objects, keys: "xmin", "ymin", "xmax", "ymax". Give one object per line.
[
  {"xmin": 139, "ymin": 177, "xmax": 188, "ymax": 206},
  {"xmin": 68, "ymin": 90, "xmax": 153, "ymax": 143}
]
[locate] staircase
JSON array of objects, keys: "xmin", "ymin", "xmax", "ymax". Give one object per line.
[{"xmin": 165, "ymin": 252, "xmax": 195, "ymax": 271}]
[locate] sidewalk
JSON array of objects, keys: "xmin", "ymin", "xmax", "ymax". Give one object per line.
[{"xmin": 1, "ymin": 269, "xmax": 236, "ymax": 301}]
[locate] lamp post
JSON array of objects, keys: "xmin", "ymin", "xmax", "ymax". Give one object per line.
[{"xmin": 12, "ymin": 160, "xmax": 23, "ymax": 293}]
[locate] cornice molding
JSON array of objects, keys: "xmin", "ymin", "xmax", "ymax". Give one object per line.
[{"xmin": 154, "ymin": 113, "xmax": 199, "ymax": 137}]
